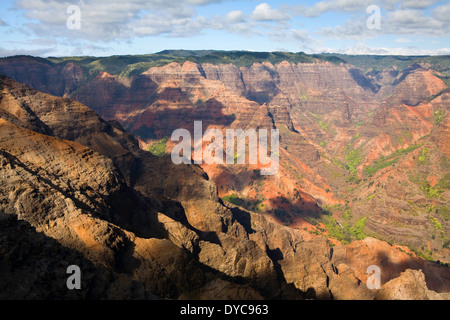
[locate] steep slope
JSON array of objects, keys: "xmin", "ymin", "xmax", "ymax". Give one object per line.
[
  {"xmin": 0, "ymin": 52, "xmax": 449, "ymax": 264},
  {"xmin": 1, "ymin": 76, "xmax": 449, "ymax": 300},
  {"xmin": 0, "ymin": 76, "xmax": 270, "ymax": 299}
]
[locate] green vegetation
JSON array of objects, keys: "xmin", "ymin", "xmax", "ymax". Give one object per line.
[
  {"xmin": 352, "ymin": 217, "xmax": 369, "ymax": 240},
  {"xmin": 329, "ymin": 54, "xmax": 450, "ymax": 87},
  {"xmin": 364, "ymin": 143, "xmax": 423, "ymax": 176},
  {"xmin": 428, "ymin": 89, "xmax": 447, "ymax": 103},
  {"xmin": 427, "ymin": 215, "xmax": 448, "ymax": 252},
  {"xmin": 323, "ymin": 216, "xmax": 368, "ymax": 244},
  {"xmin": 430, "ymin": 217, "xmax": 443, "ymax": 231},
  {"xmin": 148, "ymin": 136, "xmax": 168, "ymax": 156},
  {"xmin": 332, "ymin": 55, "xmax": 418, "ymax": 72},
  {"xmin": 364, "ymin": 158, "xmax": 398, "ymax": 176},
  {"xmin": 222, "ymin": 193, "xmax": 246, "ymax": 206},
  {"xmin": 436, "ymin": 172, "xmax": 450, "ymax": 190},
  {"xmin": 342, "ymin": 208, "xmax": 352, "ymax": 220},
  {"xmin": 47, "ymin": 54, "xmax": 188, "ymax": 79},
  {"xmin": 273, "ymin": 208, "xmax": 293, "ymax": 225},
  {"xmin": 318, "ymin": 120, "xmax": 329, "ymax": 131},
  {"xmin": 320, "ymin": 152, "xmax": 350, "ymax": 179},
  {"xmin": 414, "ymin": 248, "xmax": 435, "ymax": 262},
  {"xmin": 392, "ymin": 142, "xmax": 424, "ymax": 157},
  {"xmin": 222, "ymin": 193, "xmax": 265, "ymax": 212},
  {"xmin": 435, "ymin": 206, "xmax": 449, "ymax": 221},
  {"xmin": 332, "ymin": 54, "xmax": 450, "ymax": 74},
  {"xmin": 309, "ymin": 112, "xmax": 331, "ymax": 131},
  {"xmin": 344, "ymin": 148, "xmax": 362, "ymax": 176},
  {"xmin": 18, "ymin": 52, "xmax": 450, "ymax": 89},
  {"xmin": 434, "ymin": 110, "xmax": 445, "ymax": 125},
  {"xmin": 195, "ymin": 98, "xmax": 205, "ymax": 106},
  {"xmin": 43, "ymin": 51, "xmax": 346, "ymax": 81},
  {"xmin": 409, "ymin": 172, "xmax": 450, "ymax": 199},
  {"xmin": 421, "ymin": 183, "xmax": 440, "ymax": 199},
  {"xmin": 182, "ymin": 50, "xmax": 345, "ymax": 68},
  {"xmin": 417, "ymin": 148, "xmax": 428, "ymax": 164}
]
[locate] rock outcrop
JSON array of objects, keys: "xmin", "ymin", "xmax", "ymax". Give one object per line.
[
  {"xmin": 0, "ymin": 51, "xmax": 449, "ymax": 300},
  {"xmin": 376, "ymin": 269, "xmax": 450, "ymax": 300}
]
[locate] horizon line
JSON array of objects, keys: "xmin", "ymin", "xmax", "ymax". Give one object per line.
[{"xmin": 1, "ymin": 49, "xmax": 450, "ymax": 60}]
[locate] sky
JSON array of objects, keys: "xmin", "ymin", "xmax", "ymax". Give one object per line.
[{"xmin": 0, "ymin": 0, "xmax": 449, "ymax": 57}]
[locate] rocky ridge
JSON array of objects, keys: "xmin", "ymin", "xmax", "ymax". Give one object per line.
[{"xmin": 0, "ymin": 76, "xmax": 449, "ymax": 299}]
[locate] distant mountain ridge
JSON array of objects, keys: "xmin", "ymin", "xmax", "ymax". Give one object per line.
[{"xmin": 2, "ymin": 50, "xmax": 449, "ymax": 81}]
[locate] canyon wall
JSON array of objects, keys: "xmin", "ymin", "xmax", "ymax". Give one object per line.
[{"xmin": 0, "ymin": 53, "xmax": 448, "ymax": 270}]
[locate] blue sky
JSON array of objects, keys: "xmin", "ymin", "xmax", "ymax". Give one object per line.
[{"xmin": 0, "ymin": 0, "xmax": 449, "ymax": 57}]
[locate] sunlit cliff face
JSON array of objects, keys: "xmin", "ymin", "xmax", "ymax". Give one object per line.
[{"xmin": 0, "ymin": 53, "xmax": 449, "ymax": 300}]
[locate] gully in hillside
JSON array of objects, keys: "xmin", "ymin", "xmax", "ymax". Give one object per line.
[{"xmin": 171, "ymin": 121, "xmax": 280, "ymax": 175}]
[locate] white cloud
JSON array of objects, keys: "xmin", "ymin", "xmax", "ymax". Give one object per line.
[
  {"xmin": 226, "ymin": 10, "xmax": 245, "ymax": 23},
  {"xmin": 318, "ymin": 16, "xmax": 379, "ymax": 40},
  {"xmin": 394, "ymin": 37, "xmax": 413, "ymax": 43},
  {"xmin": 14, "ymin": 0, "xmax": 294, "ymax": 43},
  {"xmin": 250, "ymin": 3, "xmax": 290, "ymax": 21},
  {"xmin": 264, "ymin": 27, "xmax": 317, "ymax": 53},
  {"xmin": 14, "ymin": 0, "xmax": 214, "ymax": 41},
  {"xmin": 186, "ymin": 0, "xmax": 222, "ymax": 5},
  {"xmin": 14, "ymin": 0, "xmax": 254, "ymax": 42},
  {"xmin": 388, "ymin": 9, "xmax": 423, "ymax": 25},
  {"xmin": 290, "ymin": 29, "xmax": 313, "ymax": 43},
  {"xmin": 398, "ymin": 0, "xmax": 440, "ymax": 9},
  {"xmin": 334, "ymin": 44, "xmax": 450, "ymax": 55},
  {"xmin": 386, "ymin": 9, "xmax": 449, "ymax": 36},
  {"xmin": 132, "ymin": 14, "xmax": 214, "ymax": 38},
  {"xmin": 8, "ymin": 0, "xmax": 450, "ymax": 56},
  {"xmin": 433, "ymin": 2, "xmax": 450, "ymax": 22},
  {"xmin": 0, "ymin": 45, "xmax": 53, "ymax": 57},
  {"xmin": 296, "ymin": 0, "xmax": 375, "ymax": 17},
  {"xmin": 293, "ymin": 0, "xmax": 441, "ymax": 17},
  {"xmin": 315, "ymin": 4, "xmax": 450, "ymax": 41}
]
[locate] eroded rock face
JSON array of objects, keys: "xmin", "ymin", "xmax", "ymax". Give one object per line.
[
  {"xmin": 1, "ymin": 57, "xmax": 448, "ymax": 262},
  {"xmin": 0, "ymin": 212, "xmax": 155, "ymax": 300},
  {"xmin": 376, "ymin": 269, "xmax": 450, "ymax": 300},
  {"xmin": 0, "ymin": 77, "xmax": 234, "ymax": 299},
  {"xmin": 37, "ymin": 58, "xmax": 447, "ymax": 264},
  {"xmin": 389, "ymin": 65, "xmax": 445, "ymax": 107},
  {"xmin": 329, "ymin": 238, "xmax": 450, "ymax": 296},
  {"xmin": 0, "ymin": 60, "xmax": 449, "ymax": 300}
]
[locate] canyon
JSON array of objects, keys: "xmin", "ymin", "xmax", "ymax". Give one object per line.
[{"xmin": 0, "ymin": 51, "xmax": 449, "ymax": 299}]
